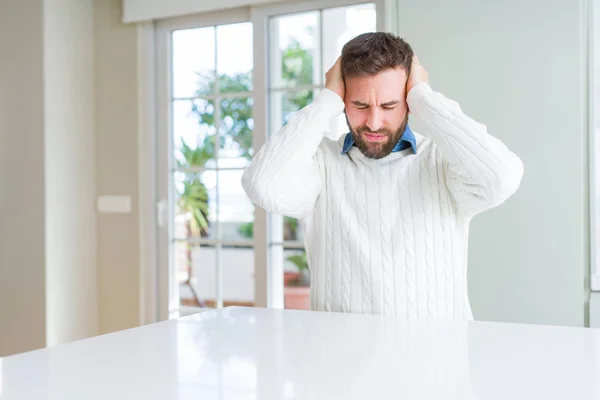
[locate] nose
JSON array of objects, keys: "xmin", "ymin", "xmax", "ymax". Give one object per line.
[{"xmin": 366, "ymin": 108, "xmax": 383, "ymax": 132}]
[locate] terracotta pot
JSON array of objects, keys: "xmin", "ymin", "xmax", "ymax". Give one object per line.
[
  {"xmin": 284, "ymin": 286, "xmax": 310, "ymax": 310},
  {"xmin": 283, "ymin": 271, "xmax": 300, "ymax": 286}
]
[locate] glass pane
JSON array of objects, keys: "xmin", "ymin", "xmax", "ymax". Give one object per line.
[
  {"xmin": 270, "ymin": 11, "xmax": 319, "ymax": 88},
  {"xmin": 217, "ymin": 22, "xmax": 253, "ymax": 94},
  {"xmin": 176, "ymin": 242, "xmax": 217, "ymax": 308},
  {"xmin": 176, "ymin": 241, "xmax": 216, "ymax": 308},
  {"xmin": 222, "ymin": 246, "xmax": 255, "ymax": 306},
  {"xmin": 180, "ymin": 244, "xmax": 256, "ymax": 308},
  {"xmin": 173, "ymin": 99, "xmax": 216, "ymax": 167},
  {"xmin": 282, "ymin": 217, "xmax": 303, "ymax": 242},
  {"xmin": 322, "ymin": 3, "xmax": 376, "ymax": 76},
  {"xmin": 283, "ymin": 248, "xmax": 310, "ymax": 310},
  {"xmin": 282, "ymin": 90, "xmax": 314, "ymax": 125},
  {"xmin": 270, "ymin": 90, "xmax": 316, "ymax": 136},
  {"xmin": 174, "ymin": 171, "xmax": 217, "ymax": 240},
  {"xmin": 218, "ymin": 169, "xmax": 255, "ymax": 241},
  {"xmin": 219, "ymin": 97, "xmax": 254, "ymax": 160},
  {"xmin": 172, "ymin": 27, "xmax": 216, "ymax": 98}
]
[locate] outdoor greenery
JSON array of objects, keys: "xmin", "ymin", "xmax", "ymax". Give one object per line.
[
  {"xmin": 177, "ymin": 35, "xmax": 315, "ymax": 279},
  {"xmin": 286, "ymin": 251, "xmax": 310, "ymax": 286},
  {"xmin": 177, "ymin": 140, "xmax": 212, "ymax": 238}
]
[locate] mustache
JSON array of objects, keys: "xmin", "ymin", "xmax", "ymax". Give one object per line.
[{"xmin": 356, "ymin": 127, "xmax": 392, "ymax": 135}]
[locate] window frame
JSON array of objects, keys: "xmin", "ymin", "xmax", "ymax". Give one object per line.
[{"xmin": 156, "ymin": 8, "xmax": 256, "ymax": 318}]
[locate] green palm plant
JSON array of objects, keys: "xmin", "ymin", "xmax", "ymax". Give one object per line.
[
  {"xmin": 177, "ymin": 138, "xmax": 213, "ymax": 307},
  {"xmin": 177, "ymin": 139, "xmax": 213, "ymax": 238},
  {"xmin": 286, "ymin": 250, "xmax": 310, "ymax": 287},
  {"xmin": 286, "ymin": 252, "xmax": 308, "ymax": 272},
  {"xmin": 179, "ymin": 176, "xmax": 210, "ymax": 237}
]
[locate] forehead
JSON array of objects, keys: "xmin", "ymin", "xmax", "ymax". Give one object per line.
[{"xmin": 345, "ymin": 68, "xmax": 408, "ymax": 100}]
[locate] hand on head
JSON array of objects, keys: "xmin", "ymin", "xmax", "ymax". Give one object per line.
[
  {"xmin": 325, "ymin": 56, "xmax": 345, "ymax": 100},
  {"xmin": 406, "ymin": 56, "xmax": 429, "ymax": 95},
  {"xmin": 325, "ymin": 55, "xmax": 429, "ymax": 104}
]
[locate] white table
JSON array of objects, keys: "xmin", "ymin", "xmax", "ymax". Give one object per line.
[{"xmin": 1, "ymin": 307, "xmax": 599, "ymax": 399}]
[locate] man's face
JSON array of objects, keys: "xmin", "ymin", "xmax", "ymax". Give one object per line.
[{"xmin": 344, "ymin": 68, "xmax": 409, "ymax": 159}]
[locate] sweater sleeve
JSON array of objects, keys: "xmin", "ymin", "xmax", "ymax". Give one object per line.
[
  {"xmin": 407, "ymin": 82, "xmax": 523, "ymax": 216},
  {"xmin": 241, "ymin": 88, "xmax": 344, "ymax": 218}
]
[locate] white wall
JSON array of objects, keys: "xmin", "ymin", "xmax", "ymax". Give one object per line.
[
  {"xmin": 95, "ymin": 0, "xmax": 142, "ymax": 335},
  {"xmin": 0, "ymin": 0, "xmax": 98, "ymax": 356},
  {"xmin": 399, "ymin": 0, "xmax": 589, "ymax": 326},
  {"xmin": 44, "ymin": 0, "xmax": 97, "ymax": 346},
  {"xmin": 0, "ymin": 0, "xmax": 47, "ymax": 356}
]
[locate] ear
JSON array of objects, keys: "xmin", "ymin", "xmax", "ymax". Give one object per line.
[{"xmin": 405, "ymin": 80, "xmax": 411, "ymax": 114}]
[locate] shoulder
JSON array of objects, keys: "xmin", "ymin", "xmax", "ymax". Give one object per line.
[
  {"xmin": 413, "ymin": 131, "xmax": 437, "ymax": 154},
  {"xmin": 411, "ymin": 131, "xmax": 451, "ymax": 169},
  {"xmin": 312, "ymin": 134, "xmax": 347, "ymax": 173},
  {"xmin": 317, "ymin": 134, "xmax": 346, "ymax": 156}
]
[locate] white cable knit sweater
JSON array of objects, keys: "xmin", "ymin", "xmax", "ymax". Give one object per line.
[{"xmin": 242, "ymin": 82, "xmax": 523, "ymax": 321}]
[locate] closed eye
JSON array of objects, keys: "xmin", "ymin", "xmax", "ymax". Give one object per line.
[
  {"xmin": 381, "ymin": 101, "xmax": 400, "ymax": 110},
  {"xmin": 351, "ymin": 101, "xmax": 400, "ymax": 110},
  {"xmin": 351, "ymin": 101, "xmax": 369, "ymax": 110}
]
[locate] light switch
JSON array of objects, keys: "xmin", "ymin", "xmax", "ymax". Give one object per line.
[{"xmin": 97, "ymin": 195, "xmax": 132, "ymax": 214}]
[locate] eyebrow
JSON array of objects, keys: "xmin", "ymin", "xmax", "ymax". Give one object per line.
[{"xmin": 351, "ymin": 100, "xmax": 400, "ymax": 107}]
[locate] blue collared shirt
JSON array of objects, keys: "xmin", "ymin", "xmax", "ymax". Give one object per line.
[{"xmin": 341, "ymin": 124, "xmax": 417, "ymax": 155}]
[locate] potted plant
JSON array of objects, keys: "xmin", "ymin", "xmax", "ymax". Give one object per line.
[
  {"xmin": 238, "ymin": 220, "xmax": 310, "ymax": 309},
  {"xmin": 284, "ymin": 251, "xmax": 310, "ymax": 310}
]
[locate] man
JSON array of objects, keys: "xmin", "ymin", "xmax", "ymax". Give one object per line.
[{"xmin": 242, "ymin": 32, "xmax": 523, "ymax": 320}]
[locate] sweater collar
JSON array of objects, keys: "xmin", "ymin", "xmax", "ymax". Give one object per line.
[{"xmin": 341, "ymin": 124, "xmax": 417, "ymax": 155}]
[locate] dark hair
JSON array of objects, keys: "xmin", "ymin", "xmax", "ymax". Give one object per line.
[{"xmin": 341, "ymin": 32, "xmax": 414, "ymax": 79}]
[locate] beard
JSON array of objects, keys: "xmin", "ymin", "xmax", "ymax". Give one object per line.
[{"xmin": 346, "ymin": 114, "xmax": 409, "ymax": 159}]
